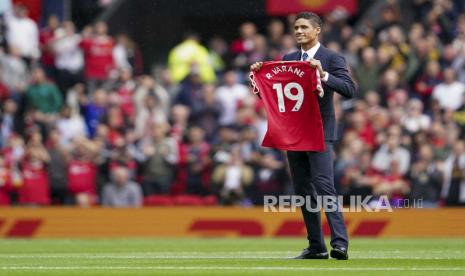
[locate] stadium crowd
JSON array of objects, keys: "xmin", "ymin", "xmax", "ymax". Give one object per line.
[{"xmin": 0, "ymin": 0, "xmax": 465, "ymax": 207}]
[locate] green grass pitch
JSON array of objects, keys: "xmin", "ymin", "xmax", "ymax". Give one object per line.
[{"xmin": 0, "ymin": 238, "xmax": 464, "ymax": 275}]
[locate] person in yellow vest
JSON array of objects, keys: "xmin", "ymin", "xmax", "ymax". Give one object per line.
[{"xmin": 168, "ymin": 33, "xmax": 216, "ymax": 84}]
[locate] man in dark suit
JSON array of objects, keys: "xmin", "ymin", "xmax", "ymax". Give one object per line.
[{"xmin": 251, "ymin": 12, "xmax": 355, "ymax": 260}]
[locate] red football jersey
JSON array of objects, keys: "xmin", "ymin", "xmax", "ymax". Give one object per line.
[
  {"xmin": 18, "ymin": 161, "xmax": 50, "ymax": 205},
  {"xmin": 80, "ymin": 37, "xmax": 115, "ymax": 80},
  {"xmin": 67, "ymin": 160, "xmax": 97, "ymax": 195},
  {"xmin": 250, "ymin": 61, "xmax": 325, "ymax": 151}
]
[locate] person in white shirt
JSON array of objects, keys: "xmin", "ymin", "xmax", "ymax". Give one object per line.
[
  {"xmin": 401, "ymin": 98, "xmax": 431, "ymax": 133},
  {"xmin": 432, "ymin": 68, "xmax": 465, "ymax": 111},
  {"xmin": 55, "ymin": 105, "xmax": 88, "ymax": 149},
  {"xmin": 54, "ymin": 21, "xmax": 83, "ymax": 74},
  {"xmin": 53, "ymin": 21, "xmax": 84, "ymax": 93},
  {"xmin": 372, "ymin": 133, "xmax": 411, "ymax": 175},
  {"xmin": 0, "ymin": 46, "xmax": 29, "ymax": 93},
  {"xmin": 215, "ymin": 70, "xmax": 250, "ymax": 125},
  {"xmin": 5, "ymin": 4, "xmax": 39, "ymax": 61}
]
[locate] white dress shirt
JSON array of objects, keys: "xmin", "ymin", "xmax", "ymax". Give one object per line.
[
  {"xmin": 301, "ymin": 42, "xmax": 320, "ymax": 61},
  {"xmin": 301, "ymin": 42, "xmax": 329, "ymax": 82}
]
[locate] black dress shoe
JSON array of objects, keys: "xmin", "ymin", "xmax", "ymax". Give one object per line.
[
  {"xmin": 330, "ymin": 247, "xmax": 348, "ymax": 260},
  {"xmin": 293, "ymin": 248, "xmax": 329, "ymax": 259}
]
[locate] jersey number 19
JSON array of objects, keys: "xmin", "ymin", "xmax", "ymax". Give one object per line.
[{"xmin": 272, "ymin": 82, "xmax": 304, "ymax": 112}]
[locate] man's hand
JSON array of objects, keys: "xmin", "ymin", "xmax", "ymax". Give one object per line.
[
  {"xmin": 308, "ymin": 58, "xmax": 324, "ymax": 76},
  {"xmin": 250, "ymin": 62, "xmax": 263, "ymax": 71}
]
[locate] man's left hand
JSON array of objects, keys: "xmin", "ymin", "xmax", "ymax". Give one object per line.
[{"xmin": 308, "ymin": 58, "xmax": 324, "ymax": 76}]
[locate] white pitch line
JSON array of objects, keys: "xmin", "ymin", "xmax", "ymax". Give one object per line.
[
  {"xmin": 0, "ymin": 254, "xmax": 463, "ymax": 260},
  {"xmin": 1, "ymin": 266, "xmax": 465, "ymax": 271}
]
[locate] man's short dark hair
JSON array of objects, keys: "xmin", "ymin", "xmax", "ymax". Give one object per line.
[{"xmin": 295, "ymin": 12, "xmax": 323, "ymax": 28}]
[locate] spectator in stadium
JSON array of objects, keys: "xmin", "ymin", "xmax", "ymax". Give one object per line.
[
  {"xmin": 425, "ymin": 0, "xmax": 456, "ymax": 44},
  {"xmin": 67, "ymin": 137, "xmax": 99, "ymax": 206},
  {"xmin": 158, "ymin": 69, "xmax": 179, "ymax": 99},
  {"xmin": 335, "ymin": 133, "xmax": 366, "ymax": 190},
  {"xmin": 79, "ymin": 21, "xmax": 115, "ymax": 93},
  {"xmin": 341, "ymin": 150, "xmax": 378, "ymax": 198},
  {"xmin": 408, "ymin": 144, "xmax": 442, "ymax": 207},
  {"xmin": 0, "ymin": 46, "xmax": 29, "ymax": 97},
  {"xmin": 5, "ymin": 4, "xmax": 39, "ymax": 64},
  {"xmin": 113, "ymin": 33, "xmax": 143, "ymax": 76},
  {"xmin": 55, "ymin": 105, "xmax": 87, "ymax": 148},
  {"xmin": 266, "ymin": 19, "xmax": 285, "ymax": 59},
  {"xmin": 81, "ymin": 88, "xmax": 108, "ymax": 138},
  {"xmin": 373, "ymin": 159, "xmax": 411, "ymax": 204},
  {"xmin": 173, "ymin": 71, "xmax": 204, "ymax": 110},
  {"xmin": 278, "ymin": 34, "xmax": 299, "ymax": 59},
  {"xmin": 168, "ymin": 32, "xmax": 215, "ymax": 84},
  {"xmin": 372, "ymin": 128, "xmax": 411, "ymax": 176},
  {"xmin": 432, "ymin": 67, "xmax": 465, "ymax": 111},
  {"xmin": 452, "ymin": 93, "xmax": 465, "ymax": 138},
  {"xmin": 189, "ymin": 83, "xmax": 222, "ymax": 143},
  {"xmin": 211, "ymin": 125, "xmax": 239, "ymax": 164},
  {"xmin": 413, "ymin": 60, "xmax": 442, "ymax": 109},
  {"xmin": 138, "ymin": 122, "xmax": 178, "ymax": 195},
  {"xmin": 430, "ymin": 122, "xmax": 453, "ymax": 161},
  {"xmin": 53, "ymin": 21, "xmax": 84, "ymax": 94},
  {"xmin": 378, "ymin": 69, "xmax": 403, "ymax": 106},
  {"xmin": 39, "ymin": 14, "xmax": 60, "ymax": 79},
  {"xmin": 230, "ymin": 22, "xmax": 257, "ymax": 70},
  {"xmin": 135, "ymin": 93, "xmax": 167, "ymax": 139},
  {"xmin": 208, "ymin": 36, "xmax": 228, "ymax": 76},
  {"xmin": 46, "ymin": 128, "xmax": 68, "ymax": 204},
  {"xmin": 101, "ymin": 166, "xmax": 142, "ymax": 207},
  {"xmin": 346, "ymin": 110, "xmax": 376, "ymax": 149},
  {"xmin": 134, "ymin": 75, "xmax": 170, "ymax": 119},
  {"xmin": 17, "ymin": 130, "xmax": 50, "ymax": 205},
  {"xmin": 212, "ymin": 145, "xmax": 254, "ymax": 205},
  {"xmin": 215, "ymin": 70, "xmax": 249, "ymax": 126},
  {"xmin": 374, "ymin": 4, "xmax": 401, "ymax": 39},
  {"xmin": 105, "ymin": 133, "xmax": 137, "ymax": 176},
  {"xmin": 453, "ymin": 14, "xmax": 465, "ymax": 54},
  {"xmin": 251, "ymin": 151, "xmax": 288, "ymax": 205},
  {"xmin": 0, "ymin": 155, "xmax": 12, "ymax": 205},
  {"xmin": 26, "ymin": 67, "xmax": 63, "ymax": 127},
  {"xmin": 109, "ymin": 68, "xmax": 137, "ymax": 121},
  {"xmin": 354, "ymin": 47, "xmax": 380, "ymax": 97},
  {"xmin": 248, "ymin": 34, "xmax": 269, "ymax": 65},
  {"xmin": 237, "ymin": 125, "xmax": 261, "ymax": 164},
  {"xmin": 169, "ymin": 104, "xmax": 190, "ymax": 142},
  {"xmin": 401, "ymin": 99, "xmax": 431, "ymax": 134},
  {"xmin": 65, "ymin": 83, "xmax": 85, "ymax": 117},
  {"xmin": 102, "ymin": 105, "xmax": 128, "ymax": 147},
  {"xmin": 23, "ymin": 69, "xmax": 47, "ymax": 106},
  {"xmin": 441, "ymin": 140, "xmax": 465, "ymax": 206},
  {"xmin": 0, "ymin": 99, "xmax": 22, "ymax": 147},
  {"xmin": 179, "ymin": 126, "xmax": 211, "ymax": 195}
]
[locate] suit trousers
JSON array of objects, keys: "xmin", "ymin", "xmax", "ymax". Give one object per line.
[{"xmin": 286, "ymin": 142, "xmax": 349, "ymax": 251}]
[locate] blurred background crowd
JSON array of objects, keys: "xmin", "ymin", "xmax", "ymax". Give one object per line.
[{"xmin": 0, "ymin": 0, "xmax": 465, "ymax": 207}]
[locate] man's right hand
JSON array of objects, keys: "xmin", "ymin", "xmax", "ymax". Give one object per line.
[{"xmin": 250, "ymin": 62, "xmax": 263, "ymax": 71}]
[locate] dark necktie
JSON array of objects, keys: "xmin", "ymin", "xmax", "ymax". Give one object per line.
[{"xmin": 302, "ymin": 52, "xmax": 309, "ymax": 61}]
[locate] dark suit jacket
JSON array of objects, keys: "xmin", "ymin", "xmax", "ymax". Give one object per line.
[{"xmin": 283, "ymin": 45, "xmax": 355, "ymax": 141}]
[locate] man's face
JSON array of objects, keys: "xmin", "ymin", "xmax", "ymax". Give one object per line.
[{"xmin": 294, "ymin": 18, "xmax": 320, "ymax": 46}]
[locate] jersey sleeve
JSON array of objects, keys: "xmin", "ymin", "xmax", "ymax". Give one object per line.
[{"xmin": 315, "ymin": 70, "xmax": 324, "ymax": 97}]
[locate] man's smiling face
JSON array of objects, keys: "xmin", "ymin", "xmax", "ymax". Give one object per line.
[{"xmin": 294, "ymin": 18, "xmax": 320, "ymax": 47}]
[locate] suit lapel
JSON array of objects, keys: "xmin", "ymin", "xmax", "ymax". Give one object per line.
[
  {"xmin": 313, "ymin": 45, "xmax": 324, "ymax": 61},
  {"xmin": 313, "ymin": 45, "xmax": 328, "ymax": 71}
]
